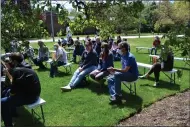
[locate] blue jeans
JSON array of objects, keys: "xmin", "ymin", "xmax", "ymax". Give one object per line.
[
  {"xmin": 69, "ymin": 66, "xmax": 97, "ymax": 88},
  {"xmin": 50, "ymin": 61, "xmax": 66, "ymax": 77},
  {"xmin": 107, "ymin": 72, "xmax": 138, "ymax": 97},
  {"xmin": 1, "ymin": 95, "xmax": 38, "ymax": 127}
]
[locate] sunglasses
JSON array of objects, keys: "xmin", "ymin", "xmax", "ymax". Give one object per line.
[{"xmin": 118, "ymin": 47, "xmax": 123, "ymax": 49}]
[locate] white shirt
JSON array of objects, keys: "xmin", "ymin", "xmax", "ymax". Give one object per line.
[{"xmin": 56, "ymin": 47, "xmax": 67, "ymax": 63}]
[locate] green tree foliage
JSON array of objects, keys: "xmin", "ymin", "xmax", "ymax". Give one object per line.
[
  {"xmin": 1, "ymin": 0, "xmax": 49, "ymax": 51},
  {"xmin": 68, "ymin": 0, "xmax": 144, "ymax": 39}
]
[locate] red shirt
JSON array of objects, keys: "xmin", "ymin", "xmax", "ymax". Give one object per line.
[{"xmin": 153, "ymin": 40, "xmax": 160, "ymax": 47}]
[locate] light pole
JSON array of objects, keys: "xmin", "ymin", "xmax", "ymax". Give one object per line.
[{"xmin": 50, "ymin": 0, "xmax": 55, "ymax": 42}]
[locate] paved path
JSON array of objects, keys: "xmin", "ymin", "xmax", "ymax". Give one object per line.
[{"xmin": 28, "ymin": 35, "xmax": 163, "ymax": 43}]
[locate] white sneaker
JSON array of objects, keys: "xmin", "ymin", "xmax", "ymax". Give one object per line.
[
  {"xmin": 60, "ymin": 85, "xmax": 71, "ymax": 92},
  {"xmin": 153, "ymin": 82, "xmax": 159, "ymax": 87}
]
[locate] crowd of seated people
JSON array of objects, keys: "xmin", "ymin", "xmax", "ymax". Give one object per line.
[{"xmin": 1, "ymin": 33, "xmax": 174, "ymax": 127}]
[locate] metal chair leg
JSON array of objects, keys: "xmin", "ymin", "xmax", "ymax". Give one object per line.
[
  {"xmin": 134, "ymin": 83, "xmax": 136, "ymax": 96},
  {"xmin": 40, "ymin": 105, "xmax": 45, "ymax": 123}
]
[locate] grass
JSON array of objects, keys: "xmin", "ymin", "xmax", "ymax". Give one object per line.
[{"xmin": 3, "ymin": 38, "xmax": 189, "ymax": 126}]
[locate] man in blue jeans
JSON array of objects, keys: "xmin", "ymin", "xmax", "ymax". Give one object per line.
[
  {"xmin": 107, "ymin": 42, "xmax": 139, "ymax": 103},
  {"xmin": 60, "ymin": 41, "xmax": 98, "ymax": 91}
]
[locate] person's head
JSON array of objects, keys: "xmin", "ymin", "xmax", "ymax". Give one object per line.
[
  {"xmin": 58, "ymin": 40, "xmax": 61, "ymax": 46},
  {"xmin": 25, "ymin": 41, "xmax": 30, "ymax": 48},
  {"xmin": 117, "ymin": 36, "xmax": 121, "ymax": 40},
  {"xmin": 96, "ymin": 37, "xmax": 100, "ymax": 43},
  {"xmin": 53, "ymin": 44, "xmax": 59, "ymax": 50},
  {"xmin": 77, "ymin": 37, "xmax": 79, "ymax": 40},
  {"xmin": 38, "ymin": 41, "xmax": 44, "ymax": 48},
  {"xmin": 101, "ymin": 42, "xmax": 109, "ymax": 54},
  {"xmin": 123, "ymin": 38, "xmax": 128, "ymax": 42},
  {"xmin": 155, "ymin": 36, "xmax": 160, "ymax": 41},
  {"xmin": 85, "ymin": 41, "xmax": 93, "ymax": 52},
  {"xmin": 8, "ymin": 53, "xmax": 23, "ymax": 68},
  {"xmin": 118, "ymin": 42, "xmax": 129, "ymax": 55}
]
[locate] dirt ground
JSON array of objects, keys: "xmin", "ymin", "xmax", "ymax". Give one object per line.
[{"xmin": 118, "ymin": 90, "xmax": 190, "ymax": 126}]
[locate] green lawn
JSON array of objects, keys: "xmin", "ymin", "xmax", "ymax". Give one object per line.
[{"xmin": 6, "ymin": 38, "xmax": 190, "ymax": 126}]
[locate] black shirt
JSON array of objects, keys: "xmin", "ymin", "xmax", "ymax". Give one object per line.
[
  {"xmin": 163, "ymin": 52, "xmax": 174, "ymax": 71},
  {"xmin": 80, "ymin": 50, "xmax": 98, "ymax": 70},
  {"xmin": 10, "ymin": 67, "xmax": 41, "ymax": 100}
]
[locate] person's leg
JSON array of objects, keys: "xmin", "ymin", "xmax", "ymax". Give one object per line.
[
  {"xmin": 153, "ymin": 63, "xmax": 161, "ymax": 85},
  {"xmin": 139, "ymin": 63, "xmax": 159, "ymax": 78},
  {"xmin": 89, "ymin": 69, "xmax": 100, "ymax": 80},
  {"xmin": 150, "ymin": 47, "xmax": 155, "ymax": 55},
  {"xmin": 155, "ymin": 48, "xmax": 157, "ymax": 55},
  {"xmin": 107, "ymin": 75, "xmax": 116, "ymax": 97},
  {"xmin": 114, "ymin": 72, "xmax": 137, "ymax": 96},
  {"xmin": 70, "ymin": 66, "xmax": 97, "ymax": 88},
  {"xmin": 72, "ymin": 50, "xmax": 77, "ymax": 62},
  {"xmin": 50, "ymin": 62, "xmax": 56, "ymax": 77},
  {"xmin": 68, "ymin": 68, "xmax": 80, "ymax": 85},
  {"xmin": 95, "ymin": 71, "xmax": 109, "ymax": 80},
  {"xmin": 39, "ymin": 57, "xmax": 48, "ymax": 68},
  {"xmin": 1, "ymin": 96, "xmax": 28, "ymax": 127}
]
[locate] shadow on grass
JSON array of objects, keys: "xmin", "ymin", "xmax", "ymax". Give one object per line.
[
  {"xmin": 35, "ymin": 68, "xmax": 50, "ymax": 72},
  {"xmin": 55, "ymin": 71, "xmax": 71, "ymax": 77},
  {"xmin": 139, "ymin": 77, "xmax": 180, "ymax": 91},
  {"xmin": 174, "ymin": 66, "xmax": 190, "ymax": 71},
  {"xmin": 13, "ymin": 107, "xmax": 45, "ymax": 127},
  {"xmin": 109, "ymin": 91, "xmax": 143, "ymax": 111}
]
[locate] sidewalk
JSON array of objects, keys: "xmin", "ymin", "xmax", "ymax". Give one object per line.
[
  {"xmin": 28, "ymin": 35, "xmax": 163, "ymax": 43},
  {"xmin": 29, "ymin": 35, "xmax": 184, "ymax": 43}
]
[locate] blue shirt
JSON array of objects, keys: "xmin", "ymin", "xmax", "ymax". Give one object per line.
[
  {"xmin": 99, "ymin": 52, "xmax": 114, "ymax": 71},
  {"xmin": 121, "ymin": 52, "xmax": 139, "ymax": 77}
]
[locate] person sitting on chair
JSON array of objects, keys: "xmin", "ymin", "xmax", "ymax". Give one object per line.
[
  {"xmin": 107, "ymin": 42, "xmax": 139, "ymax": 103},
  {"xmin": 90, "ymin": 43, "xmax": 114, "ymax": 81},
  {"xmin": 139, "ymin": 46, "xmax": 174, "ymax": 86},
  {"xmin": 150, "ymin": 36, "xmax": 161, "ymax": 55},
  {"xmin": 33, "ymin": 41, "xmax": 49, "ymax": 69},
  {"xmin": 1, "ymin": 53, "xmax": 41, "ymax": 127},
  {"xmin": 71, "ymin": 40, "xmax": 85, "ymax": 63},
  {"xmin": 50, "ymin": 44, "xmax": 67, "ymax": 78},
  {"xmin": 60, "ymin": 41, "xmax": 98, "ymax": 91},
  {"xmin": 22, "ymin": 41, "xmax": 34, "ymax": 63}
]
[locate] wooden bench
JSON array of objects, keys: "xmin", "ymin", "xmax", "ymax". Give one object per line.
[
  {"xmin": 25, "ymin": 97, "xmax": 46, "ymax": 123},
  {"xmin": 137, "ymin": 62, "xmax": 177, "ymax": 84},
  {"xmin": 136, "ymin": 47, "xmax": 151, "ymax": 53}
]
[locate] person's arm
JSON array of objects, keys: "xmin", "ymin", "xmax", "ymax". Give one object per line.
[
  {"xmin": 113, "ymin": 66, "xmax": 130, "ymax": 73},
  {"xmin": 108, "ymin": 57, "xmax": 133, "ymax": 73}
]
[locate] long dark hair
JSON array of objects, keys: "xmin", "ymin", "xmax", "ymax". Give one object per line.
[{"xmin": 101, "ymin": 43, "xmax": 109, "ymax": 60}]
